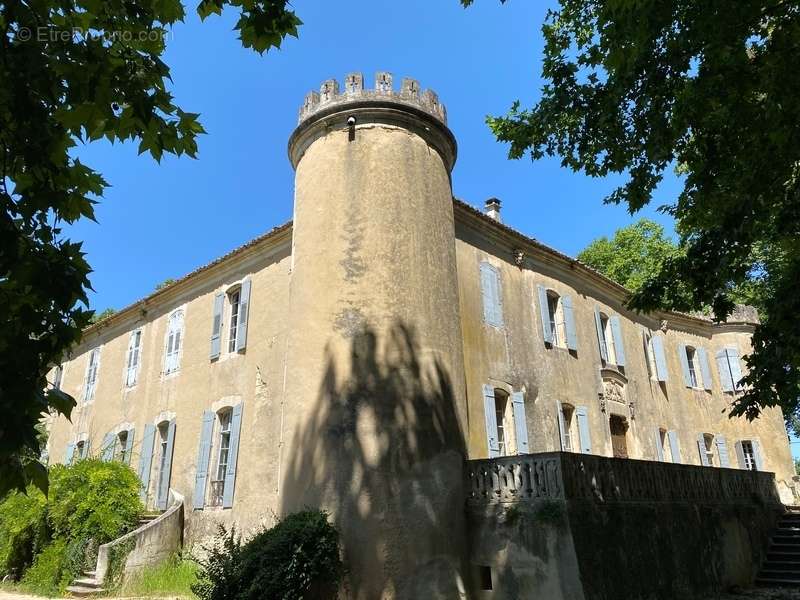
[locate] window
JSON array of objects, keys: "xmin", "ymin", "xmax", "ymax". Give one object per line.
[
  {"xmin": 741, "ymin": 441, "xmax": 756, "ymax": 471},
  {"xmin": 494, "ymin": 391, "xmax": 509, "ymax": 456},
  {"xmin": 227, "ymin": 289, "xmax": 241, "ymax": 354},
  {"xmin": 546, "ymin": 292, "xmax": 566, "ymax": 348},
  {"xmin": 479, "ymin": 262, "xmax": 503, "ymax": 327},
  {"xmin": 164, "ymin": 310, "xmax": 184, "ymax": 374},
  {"xmin": 155, "ymin": 422, "xmax": 173, "ymax": 506},
  {"xmin": 211, "ymin": 410, "xmax": 232, "ymax": 507},
  {"xmin": 125, "ymin": 329, "xmax": 143, "ymax": 387},
  {"xmin": 716, "ymin": 347, "xmax": 743, "ymax": 393},
  {"xmin": 560, "ymin": 404, "xmax": 575, "ymax": 452},
  {"xmin": 702, "ymin": 433, "xmax": 715, "ymax": 466},
  {"xmin": 116, "ymin": 431, "xmax": 129, "ymax": 463},
  {"xmin": 644, "ymin": 333, "xmax": 658, "ymax": 379},
  {"xmin": 600, "ymin": 314, "xmax": 618, "ymax": 364},
  {"xmin": 656, "ymin": 428, "xmax": 668, "ymax": 461},
  {"xmin": 83, "ymin": 348, "xmax": 100, "ymax": 402},
  {"xmin": 52, "ymin": 365, "xmax": 63, "ymax": 390},
  {"xmin": 76, "ymin": 440, "xmax": 87, "ymax": 460},
  {"xmin": 685, "ymin": 346, "xmax": 699, "ymax": 388}
]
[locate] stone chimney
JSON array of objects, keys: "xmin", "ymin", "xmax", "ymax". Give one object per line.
[{"xmin": 485, "ymin": 198, "xmax": 501, "ymax": 222}]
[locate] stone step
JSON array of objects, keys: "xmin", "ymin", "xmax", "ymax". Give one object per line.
[
  {"xmin": 66, "ymin": 584, "xmax": 106, "ymax": 597},
  {"xmin": 772, "ymin": 535, "xmax": 800, "ymax": 544},
  {"xmin": 82, "ymin": 570, "xmax": 96, "ymax": 578},
  {"xmin": 72, "ymin": 577, "xmax": 101, "ymax": 588},
  {"xmin": 770, "ymin": 543, "xmax": 800, "ymax": 553},
  {"xmin": 755, "ymin": 576, "xmax": 800, "ymax": 587},
  {"xmin": 761, "ymin": 567, "xmax": 800, "ymax": 577},
  {"xmin": 762, "ymin": 560, "xmax": 800, "ymax": 570}
]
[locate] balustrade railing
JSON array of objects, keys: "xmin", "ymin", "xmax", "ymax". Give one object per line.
[{"xmin": 466, "ymin": 452, "xmax": 780, "ymax": 506}]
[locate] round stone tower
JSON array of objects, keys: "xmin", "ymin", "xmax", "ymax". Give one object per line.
[{"xmin": 280, "ymin": 72, "xmax": 469, "ymax": 599}]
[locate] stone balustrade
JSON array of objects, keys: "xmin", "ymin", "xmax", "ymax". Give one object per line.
[{"xmin": 466, "ymin": 451, "xmax": 781, "ymax": 506}]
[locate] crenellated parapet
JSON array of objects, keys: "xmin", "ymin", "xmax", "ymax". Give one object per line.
[{"xmin": 298, "ymin": 71, "xmax": 447, "ymax": 125}]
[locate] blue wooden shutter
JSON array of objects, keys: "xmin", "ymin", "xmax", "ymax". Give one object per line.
[
  {"xmin": 223, "ymin": 404, "xmax": 244, "ymax": 508},
  {"xmin": 236, "ymin": 278, "xmax": 251, "ymax": 351},
  {"xmin": 716, "ymin": 349, "xmax": 733, "ymax": 392},
  {"xmin": 697, "ymin": 347, "xmax": 712, "ymax": 390},
  {"xmin": 697, "ymin": 434, "xmax": 709, "ymax": 466},
  {"xmin": 716, "ymin": 435, "xmax": 730, "ymax": 467},
  {"xmin": 652, "ymin": 335, "xmax": 668, "ymax": 382},
  {"xmin": 678, "ymin": 344, "xmax": 692, "ymax": 387},
  {"xmin": 157, "ymin": 420, "xmax": 176, "ymax": 510},
  {"xmin": 593, "ymin": 307, "xmax": 607, "ymax": 362},
  {"xmin": 480, "ymin": 263, "xmax": 503, "ymax": 327},
  {"xmin": 138, "ymin": 424, "xmax": 156, "ymax": 501},
  {"xmin": 667, "ymin": 430, "xmax": 681, "ymax": 464},
  {"xmin": 537, "ymin": 285, "xmax": 553, "ymax": 345},
  {"xmin": 511, "ymin": 392, "xmax": 529, "ymax": 454},
  {"xmin": 124, "ymin": 428, "xmax": 135, "ymax": 465},
  {"xmin": 734, "ymin": 441, "xmax": 746, "ymax": 469},
  {"xmin": 482, "ymin": 385, "xmax": 500, "ymax": 457},
  {"xmin": 210, "ymin": 293, "xmax": 224, "ymax": 359},
  {"xmin": 556, "ymin": 402, "xmax": 567, "ymax": 450},
  {"xmin": 101, "ymin": 433, "xmax": 115, "ymax": 461},
  {"xmin": 563, "ymin": 295, "xmax": 578, "ymax": 351},
  {"xmin": 576, "ymin": 406, "xmax": 592, "ymax": 454},
  {"xmin": 654, "ymin": 429, "xmax": 664, "ymax": 461},
  {"xmin": 610, "ymin": 316, "xmax": 626, "ymax": 366},
  {"xmin": 65, "ymin": 442, "xmax": 75, "ymax": 465},
  {"xmin": 752, "ymin": 439, "xmax": 764, "ymax": 470},
  {"xmin": 726, "ymin": 348, "xmax": 743, "ymax": 390},
  {"xmin": 193, "ymin": 411, "xmax": 215, "ymax": 509}
]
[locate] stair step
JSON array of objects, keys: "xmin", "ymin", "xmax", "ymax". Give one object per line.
[
  {"xmin": 82, "ymin": 570, "xmax": 96, "ymax": 577},
  {"xmin": 73, "ymin": 578, "xmax": 100, "ymax": 588},
  {"xmin": 66, "ymin": 584, "xmax": 106, "ymax": 597},
  {"xmin": 770, "ymin": 544, "xmax": 800, "ymax": 553},
  {"xmin": 755, "ymin": 577, "xmax": 800, "ymax": 587},
  {"xmin": 761, "ymin": 569, "xmax": 800, "ymax": 578},
  {"xmin": 772, "ymin": 536, "xmax": 800, "ymax": 544},
  {"xmin": 762, "ymin": 561, "xmax": 800, "ymax": 570}
]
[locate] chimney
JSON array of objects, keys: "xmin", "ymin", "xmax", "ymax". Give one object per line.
[{"xmin": 485, "ymin": 198, "xmax": 501, "ymax": 222}]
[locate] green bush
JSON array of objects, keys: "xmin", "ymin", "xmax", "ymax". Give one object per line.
[
  {"xmin": 19, "ymin": 539, "xmax": 71, "ymax": 597},
  {"xmin": 48, "ymin": 459, "xmax": 142, "ymax": 544},
  {"xmin": 193, "ymin": 510, "xmax": 342, "ymax": 600},
  {"xmin": 0, "ymin": 487, "xmax": 48, "ymax": 579}
]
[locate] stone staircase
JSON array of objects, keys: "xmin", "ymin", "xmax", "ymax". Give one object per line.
[
  {"xmin": 756, "ymin": 506, "xmax": 800, "ymax": 588},
  {"xmin": 65, "ymin": 513, "xmax": 161, "ymax": 596}
]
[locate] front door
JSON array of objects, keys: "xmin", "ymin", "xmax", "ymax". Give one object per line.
[{"xmin": 610, "ymin": 415, "xmax": 629, "ymax": 458}]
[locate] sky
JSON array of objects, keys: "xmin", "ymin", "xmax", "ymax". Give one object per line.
[{"xmin": 66, "ymin": 1, "xmax": 798, "ymax": 458}]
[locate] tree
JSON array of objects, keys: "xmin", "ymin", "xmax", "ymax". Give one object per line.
[
  {"xmin": 470, "ymin": 0, "xmax": 800, "ymax": 426},
  {"xmin": 1, "ymin": 0, "xmax": 302, "ymax": 496}
]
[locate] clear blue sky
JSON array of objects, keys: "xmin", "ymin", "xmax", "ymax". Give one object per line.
[{"xmin": 67, "ymin": 1, "xmax": 798, "ymax": 459}]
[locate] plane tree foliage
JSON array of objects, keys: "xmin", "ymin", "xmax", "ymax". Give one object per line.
[
  {"xmin": 468, "ymin": 0, "xmax": 800, "ymax": 426},
  {"xmin": 0, "ymin": 0, "xmax": 301, "ymax": 496}
]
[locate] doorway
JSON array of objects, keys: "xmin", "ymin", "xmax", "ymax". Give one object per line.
[{"xmin": 609, "ymin": 415, "xmax": 629, "ymax": 458}]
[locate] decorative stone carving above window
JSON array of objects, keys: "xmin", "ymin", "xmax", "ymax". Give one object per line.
[{"xmin": 600, "ymin": 369, "xmax": 628, "ymax": 414}]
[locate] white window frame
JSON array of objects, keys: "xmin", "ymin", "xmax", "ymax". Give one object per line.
[
  {"xmin": 155, "ymin": 421, "xmax": 171, "ymax": 496},
  {"xmin": 125, "ymin": 328, "xmax": 143, "ymax": 387},
  {"xmin": 741, "ymin": 440, "xmax": 756, "ymax": 471},
  {"xmin": 561, "ymin": 404, "xmax": 576, "ymax": 452},
  {"xmin": 644, "ymin": 333, "xmax": 658, "ymax": 380},
  {"xmin": 210, "ymin": 409, "xmax": 233, "ymax": 507},
  {"xmin": 164, "ymin": 309, "xmax": 185, "ymax": 375},
  {"xmin": 703, "ymin": 433, "xmax": 715, "ymax": 466},
  {"xmin": 599, "ymin": 313, "xmax": 617, "ymax": 364},
  {"xmin": 546, "ymin": 291, "xmax": 566, "ymax": 348},
  {"xmin": 685, "ymin": 346, "xmax": 699, "ymax": 388},
  {"xmin": 226, "ymin": 288, "xmax": 242, "ymax": 354},
  {"xmin": 83, "ymin": 348, "xmax": 101, "ymax": 403},
  {"xmin": 116, "ymin": 430, "xmax": 129, "ymax": 463}
]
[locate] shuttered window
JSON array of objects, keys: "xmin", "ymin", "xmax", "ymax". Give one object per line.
[
  {"xmin": 83, "ymin": 348, "xmax": 100, "ymax": 403},
  {"xmin": 164, "ymin": 310, "xmax": 184, "ymax": 374},
  {"xmin": 716, "ymin": 347, "xmax": 743, "ymax": 393},
  {"xmin": 479, "ymin": 263, "xmax": 503, "ymax": 327},
  {"xmin": 125, "ymin": 329, "xmax": 143, "ymax": 387}
]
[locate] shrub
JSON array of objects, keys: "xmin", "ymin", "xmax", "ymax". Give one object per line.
[
  {"xmin": 48, "ymin": 459, "xmax": 142, "ymax": 544},
  {"xmin": 0, "ymin": 487, "xmax": 48, "ymax": 579},
  {"xmin": 19, "ymin": 539, "xmax": 71, "ymax": 597},
  {"xmin": 194, "ymin": 510, "xmax": 342, "ymax": 600},
  {"xmin": 120, "ymin": 554, "xmax": 199, "ymax": 597}
]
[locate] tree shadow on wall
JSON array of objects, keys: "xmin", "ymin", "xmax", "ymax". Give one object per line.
[{"xmin": 280, "ymin": 322, "xmax": 469, "ymax": 600}]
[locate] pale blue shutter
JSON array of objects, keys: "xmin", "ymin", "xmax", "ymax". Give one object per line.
[
  {"xmin": 563, "ymin": 295, "xmax": 578, "ymax": 351},
  {"xmin": 235, "ymin": 278, "xmax": 251, "ymax": 351},
  {"xmin": 222, "ymin": 404, "xmax": 244, "ymax": 508},
  {"xmin": 752, "ymin": 440, "xmax": 764, "ymax": 470},
  {"xmin": 609, "ymin": 315, "xmax": 626, "ymax": 366},
  {"xmin": 537, "ymin": 285, "xmax": 553, "ymax": 345},
  {"xmin": 480, "ymin": 263, "xmax": 502, "ymax": 327},
  {"xmin": 157, "ymin": 420, "xmax": 176, "ymax": 510},
  {"xmin": 193, "ymin": 411, "xmax": 215, "ymax": 509},
  {"xmin": 137, "ymin": 424, "xmax": 156, "ymax": 502},
  {"xmin": 593, "ymin": 307, "xmax": 607, "ymax": 362},
  {"xmin": 654, "ymin": 429, "xmax": 664, "ymax": 461},
  {"xmin": 482, "ymin": 385, "xmax": 500, "ymax": 457},
  {"xmin": 652, "ymin": 335, "xmax": 668, "ymax": 382},
  {"xmin": 556, "ymin": 401, "xmax": 568, "ymax": 450},
  {"xmin": 511, "ymin": 392, "xmax": 529, "ymax": 454},
  {"xmin": 716, "ymin": 349, "xmax": 733, "ymax": 392},
  {"xmin": 727, "ymin": 348, "xmax": 743, "ymax": 390},
  {"xmin": 734, "ymin": 441, "xmax": 746, "ymax": 469},
  {"xmin": 697, "ymin": 347, "xmax": 712, "ymax": 390},
  {"xmin": 716, "ymin": 435, "xmax": 730, "ymax": 467},
  {"xmin": 678, "ymin": 344, "xmax": 692, "ymax": 387},
  {"xmin": 667, "ymin": 430, "xmax": 681, "ymax": 464},
  {"xmin": 65, "ymin": 442, "xmax": 75, "ymax": 465},
  {"xmin": 101, "ymin": 433, "xmax": 115, "ymax": 461},
  {"xmin": 697, "ymin": 434, "xmax": 710, "ymax": 466},
  {"xmin": 124, "ymin": 428, "xmax": 135, "ymax": 465},
  {"xmin": 576, "ymin": 406, "xmax": 592, "ymax": 454},
  {"xmin": 210, "ymin": 293, "xmax": 224, "ymax": 359}
]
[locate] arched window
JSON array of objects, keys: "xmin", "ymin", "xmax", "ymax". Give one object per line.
[{"xmin": 164, "ymin": 310, "xmax": 184, "ymax": 374}]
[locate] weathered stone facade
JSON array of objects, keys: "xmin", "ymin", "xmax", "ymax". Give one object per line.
[{"xmin": 46, "ymin": 72, "xmax": 796, "ymax": 599}]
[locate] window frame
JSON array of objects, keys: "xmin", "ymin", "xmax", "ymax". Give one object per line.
[
  {"xmin": 546, "ymin": 291, "xmax": 566, "ymax": 348},
  {"xmin": 599, "ymin": 312, "xmax": 617, "ymax": 364},
  {"xmin": 226, "ymin": 287, "xmax": 242, "ymax": 354},
  {"xmin": 125, "ymin": 328, "xmax": 143, "ymax": 387},
  {"xmin": 83, "ymin": 348, "xmax": 101, "ymax": 403},
  {"xmin": 116, "ymin": 430, "xmax": 129, "ymax": 463},
  {"xmin": 685, "ymin": 346, "xmax": 699, "ymax": 388},
  {"xmin": 703, "ymin": 433, "xmax": 716, "ymax": 466},
  {"xmin": 164, "ymin": 309, "xmax": 185, "ymax": 375},
  {"xmin": 741, "ymin": 440, "xmax": 756, "ymax": 471},
  {"xmin": 644, "ymin": 333, "xmax": 658, "ymax": 380}
]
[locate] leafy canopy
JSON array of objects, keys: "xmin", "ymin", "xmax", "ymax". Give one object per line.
[
  {"xmin": 0, "ymin": 0, "xmax": 301, "ymax": 497},
  {"xmin": 470, "ymin": 0, "xmax": 800, "ymax": 423}
]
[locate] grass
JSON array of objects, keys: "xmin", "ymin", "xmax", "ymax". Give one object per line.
[{"xmin": 115, "ymin": 555, "xmax": 199, "ymax": 598}]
